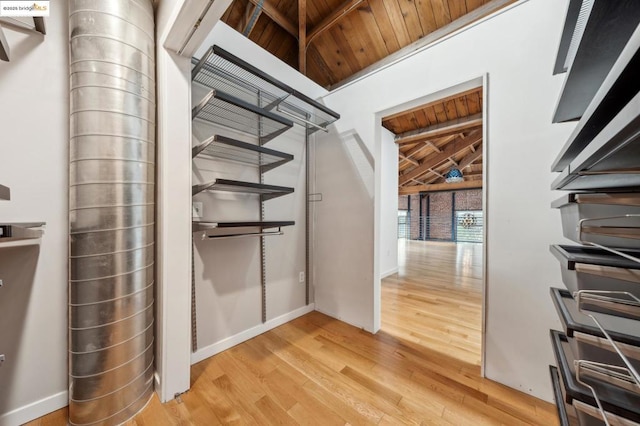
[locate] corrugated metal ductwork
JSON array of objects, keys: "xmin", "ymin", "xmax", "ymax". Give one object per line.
[{"xmin": 69, "ymin": 0, "xmax": 156, "ymax": 424}]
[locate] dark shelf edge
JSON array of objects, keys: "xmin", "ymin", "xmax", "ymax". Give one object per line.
[
  {"xmin": 193, "ymin": 220, "xmax": 295, "ymax": 228},
  {"xmin": 550, "ymin": 244, "xmax": 640, "ymax": 270},
  {"xmin": 551, "ymin": 2, "xmax": 640, "ymax": 124},
  {"xmin": 550, "ymin": 329, "xmax": 640, "ymax": 422},
  {"xmin": 551, "ymin": 21, "xmax": 640, "ymax": 171},
  {"xmin": 550, "ymin": 287, "xmax": 640, "ymax": 346},
  {"xmin": 192, "ymin": 134, "xmax": 294, "ymax": 166},
  {"xmin": 549, "ymin": 365, "xmax": 572, "ymax": 426},
  {"xmin": 211, "ymin": 45, "xmax": 340, "ymax": 121}
]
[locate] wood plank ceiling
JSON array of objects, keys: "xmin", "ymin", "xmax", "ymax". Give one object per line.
[
  {"xmin": 221, "ymin": 0, "xmax": 515, "ymax": 88},
  {"xmin": 382, "ymin": 87, "xmax": 483, "ymax": 195}
]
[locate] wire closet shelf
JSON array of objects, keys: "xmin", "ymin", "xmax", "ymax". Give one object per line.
[
  {"xmin": 192, "ymin": 134, "xmax": 293, "ymax": 172},
  {"xmin": 191, "ymin": 45, "xmax": 340, "ymax": 138}
]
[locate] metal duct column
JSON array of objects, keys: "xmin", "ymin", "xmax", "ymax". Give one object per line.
[{"xmin": 69, "ymin": 1, "xmax": 155, "ymax": 424}]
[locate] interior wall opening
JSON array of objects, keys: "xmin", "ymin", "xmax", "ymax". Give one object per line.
[{"xmin": 381, "ymin": 84, "xmax": 485, "ymax": 368}]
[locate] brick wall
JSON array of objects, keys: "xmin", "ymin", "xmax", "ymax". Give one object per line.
[
  {"xmin": 428, "ymin": 192, "xmax": 453, "ymax": 240},
  {"xmin": 455, "ymin": 189, "xmax": 482, "ymax": 210},
  {"xmin": 398, "ymin": 195, "xmax": 409, "ymax": 210},
  {"xmin": 397, "ymin": 189, "xmax": 482, "ymax": 241}
]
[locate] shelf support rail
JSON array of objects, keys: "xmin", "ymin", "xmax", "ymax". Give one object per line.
[
  {"xmin": 263, "ymin": 94, "xmax": 290, "ymax": 112},
  {"xmin": 197, "ymin": 229, "xmax": 284, "ymax": 240},
  {"xmin": 276, "ymin": 105, "xmax": 329, "ymax": 133},
  {"xmin": 259, "ymin": 91, "xmax": 267, "ymax": 324},
  {"xmin": 0, "ymin": 25, "xmax": 9, "ymax": 62},
  {"xmin": 0, "ymin": 17, "xmax": 46, "ymax": 62}
]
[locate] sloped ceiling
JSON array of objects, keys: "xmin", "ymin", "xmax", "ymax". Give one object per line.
[{"xmin": 221, "ymin": 0, "xmax": 515, "ymax": 88}]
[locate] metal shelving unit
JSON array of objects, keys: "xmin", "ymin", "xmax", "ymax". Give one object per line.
[
  {"xmin": 0, "ymin": 17, "xmax": 46, "ymax": 62},
  {"xmin": 192, "ymin": 220, "xmax": 295, "ymax": 240},
  {"xmin": 191, "ymin": 178, "xmax": 294, "ymax": 200},
  {"xmin": 552, "ymin": 24, "xmax": 640, "ymax": 172},
  {"xmin": 549, "ymin": 5, "xmax": 640, "ymax": 424},
  {"xmin": 550, "ymin": 329, "xmax": 640, "ymax": 423},
  {"xmin": 190, "ymin": 43, "xmax": 340, "ymax": 336},
  {"xmin": 192, "ymin": 135, "xmax": 293, "ymax": 172},
  {"xmin": 552, "ymin": 1, "xmax": 640, "ymax": 123},
  {"xmin": 551, "ymin": 89, "xmax": 640, "ymax": 190},
  {"xmin": 0, "ymin": 222, "xmax": 45, "ymax": 246},
  {"xmin": 192, "ymin": 88, "xmax": 293, "ymax": 143},
  {"xmin": 192, "ymin": 45, "xmax": 340, "ymax": 135}
]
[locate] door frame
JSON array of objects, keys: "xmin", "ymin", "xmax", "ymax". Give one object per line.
[{"xmin": 374, "ymin": 74, "xmax": 489, "ymax": 375}]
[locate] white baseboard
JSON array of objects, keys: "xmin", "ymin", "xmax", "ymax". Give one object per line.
[
  {"xmin": 0, "ymin": 390, "xmax": 67, "ymax": 426},
  {"xmin": 381, "ymin": 267, "xmax": 399, "ymax": 278},
  {"xmin": 191, "ymin": 303, "xmax": 316, "ymax": 365},
  {"xmin": 312, "ymin": 305, "xmax": 375, "ymax": 334}
]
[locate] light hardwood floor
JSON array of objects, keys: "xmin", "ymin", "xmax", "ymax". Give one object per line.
[
  {"xmin": 383, "ymin": 240, "xmax": 483, "ymax": 366},
  {"xmin": 28, "ymin": 241, "xmax": 558, "ymax": 425}
]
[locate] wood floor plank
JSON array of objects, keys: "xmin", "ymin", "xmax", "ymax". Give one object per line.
[{"xmin": 28, "ymin": 241, "xmax": 558, "ymax": 425}]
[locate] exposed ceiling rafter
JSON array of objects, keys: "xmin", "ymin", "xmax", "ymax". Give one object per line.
[
  {"xmin": 395, "ymin": 113, "xmax": 483, "ymax": 145},
  {"xmin": 307, "ymin": 0, "xmax": 365, "ymax": 46},
  {"xmin": 247, "ymin": 0, "xmax": 297, "ymax": 37},
  {"xmin": 399, "ymin": 152, "xmax": 419, "ymax": 166},
  {"xmin": 332, "ymin": 0, "xmax": 516, "ymax": 90},
  {"xmin": 399, "ymin": 179, "xmax": 482, "ymax": 195},
  {"xmin": 399, "ymin": 130, "xmax": 482, "ymax": 185},
  {"xmin": 384, "ymin": 88, "xmax": 481, "ymax": 123},
  {"xmin": 432, "ymin": 148, "xmax": 483, "ymax": 184},
  {"xmin": 299, "ymin": 0, "xmax": 306, "ymax": 72}
]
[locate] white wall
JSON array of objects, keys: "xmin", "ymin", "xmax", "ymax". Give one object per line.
[
  {"xmin": 314, "ymin": 127, "xmax": 376, "ymax": 330},
  {"xmin": 316, "ymin": 0, "xmax": 574, "ymax": 401},
  {"xmin": 380, "ymin": 128, "xmax": 399, "ymax": 278},
  {"xmin": 0, "ymin": 5, "xmax": 69, "ymax": 425},
  {"xmin": 155, "ymin": 0, "xmax": 193, "ymax": 403}
]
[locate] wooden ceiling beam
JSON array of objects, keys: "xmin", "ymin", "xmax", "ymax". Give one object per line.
[
  {"xmin": 467, "ymin": 164, "xmax": 483, "ymax": 173},
  {"xmin": 399, "ymin": 180, "xmax": 482, "ymax": 195},
  {"xmin": 383, "ymin": 87, "xmax": 481, "ymax": 123},
  {"xmin": 426, "ymin": 141, "xmax": 442, "ymax": 153},
  {"xmin": 428, "ymin": 168, "xmax": 444, "ymax": 178},
  {"xmin": 247, "ymin": 0, "xmax": 298, "ymax": 38},
  {"xmin": 399, "ymin": 152, "xmax": 419, "ymax": 166},
  {"xmin": 396, "ymin": 113, "xmax": 482, "ymax": 145},
  {"xmin": 299, "ymin": 0, "xmax": 306, "ymax": 73},
  {"xmin": 432, "ymin": 148, "xmax": 483, "ymax": 184},
  {"xmin": 399, "ymin": 131, "xmax": 482, "ymax": 185},
  {"xmin": 403, "ymin": 141, "xmax": 437, "ymax": 159},
  {"xmin": 307, "ymin": 0, "xmax": 366, "ymax": 46},
  {"xmin": 332, "ymin": 0, "xmax": 518, "ymax": 90}
]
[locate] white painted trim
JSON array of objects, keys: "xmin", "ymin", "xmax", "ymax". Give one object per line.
[
  {"xmin": 191, "ymin": 304, "xmax": 316, "ymax": 364},
  {"xmin": 480, "ymin": 73, "xmax": 489, "ymax": 378},
  {"xmin": 313, "ymin": 305, "xmax": 373, "ymax": 333},
  {"xmin": 371, "ymin": 76, "xmax": 483, "ymax": 335},
  {"xmin": 0, "ymin": 391, "xmax": 67, "ymax": 426},
  {"xmin": 381, "ymin": 267, "xmax": 399, "ymax": 279}
]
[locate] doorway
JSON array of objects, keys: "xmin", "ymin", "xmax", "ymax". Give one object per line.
[{"xmin": 380, "ymin": 83, "xmax": 485, "ymax": 368}]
